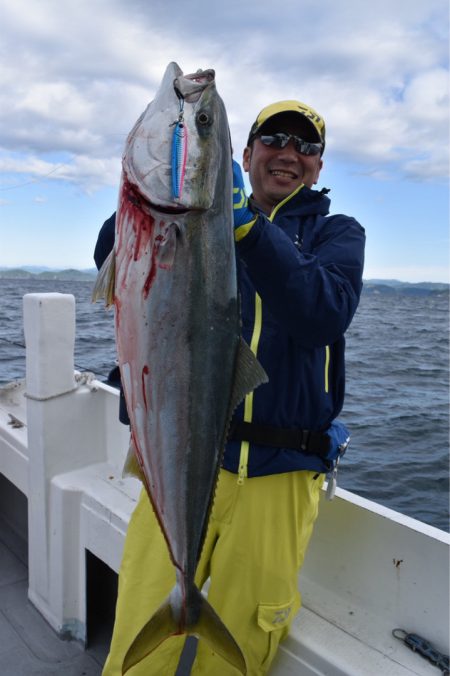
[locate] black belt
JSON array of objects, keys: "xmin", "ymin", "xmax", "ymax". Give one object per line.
[{"xmin": 228, "ymin": 420, "xmax": 330, "ymax": 458}]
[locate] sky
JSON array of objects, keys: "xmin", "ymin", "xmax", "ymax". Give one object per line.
[{"xmin": 0, "ymin": 0, "xmax": 448, "ymax": 282}]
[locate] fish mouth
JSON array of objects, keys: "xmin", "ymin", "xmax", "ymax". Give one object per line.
[
  {"xmin": 124, "ymin": 167, "xmax": 206, "ymax": 215},
  {"xmin": 123, "ymin": 179, "xmax": 194, "ymax": 216},
  {"xmin": 130, "ymin": 185, "xmax": 210, "ymax": 216},
  {"xmin": 140, "ymin": 198, "xmax": 197, "ymax": 216},
  {"xmin": 147, "ymin": 201, "xmax": 191, "ymax": 215},
  {"xmin": 174, "ymin": 69, "xmax": 215, "ymax": 103},
  {"xmin": 143, "ymin": 195, "xmax": 208, "ymax": 216}
]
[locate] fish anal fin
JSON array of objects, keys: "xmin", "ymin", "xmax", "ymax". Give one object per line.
[
  {"xmin": 122, "ymin": 438, "xmax": 146, "ymax": 483},
  {"xmin": 92, "ymin": 249, "xmax": 115, "ymax": 307},
  {"xmin": 230, "ymin": 337, "xmax": 268, "ymax": 413}
]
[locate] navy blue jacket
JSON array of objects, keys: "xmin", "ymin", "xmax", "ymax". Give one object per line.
[
  {"xmin": 94, "ymin": 185, "xmax": 365, "ymax": 476},
  {"xmin": 226, "ymin": 185, "xmax": 365, "ymax": 476}
]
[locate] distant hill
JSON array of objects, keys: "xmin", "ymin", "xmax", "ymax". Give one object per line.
[
  {"xmin": 0, "ymin": 267, "xmax": 96, "ymax": 281},
  {"xmin": 362, "ymin": 280, "xmax": 449, "ymax": 296},
  {"xmin": 0, "ymin": 268, "xmax": 448, "ymax": 295}
]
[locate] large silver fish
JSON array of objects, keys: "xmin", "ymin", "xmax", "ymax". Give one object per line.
[{"xmin": 94, "ymin": 62, "xmax": 267, "ymax": 675}]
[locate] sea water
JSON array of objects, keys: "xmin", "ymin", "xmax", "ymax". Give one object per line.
[{"xmin": 0, "ymin": 278, "xmax": 448, "ymax": 531}]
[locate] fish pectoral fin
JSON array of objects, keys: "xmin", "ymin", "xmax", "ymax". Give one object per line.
[
  {"xmin": 122, "ymin": 440, "xmax": 146, "ymax": 483},
  {"xmin": 92, "ymin": 249, "xmax": 115, "ymax": 307},
  {"xmin": 190, "ymin": 589, "xmax": 247, "ymax": 675},
  {"xmin": 122, "ymin": 599, "xmax": 177, "ymax": 674},
  {"xmin": 230, "ymin": 337, "xmax": 269, "ymax": 412},
  {"xmin": 156, "ymin": 222, "xmax": 179, "ymax": 270}
]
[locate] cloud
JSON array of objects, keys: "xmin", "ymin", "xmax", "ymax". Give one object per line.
[
  {"xmin": 0, "ymin": 0, "xmax": 448, "ymax": 191},
  {"xmin": 0, "ymin": 153, "xmax": 121, "ymax": 191}
]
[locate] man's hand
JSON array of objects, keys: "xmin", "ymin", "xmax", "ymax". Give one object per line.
[{"xmin": 233, "ymin": 161, "xmax": 256, "ymax": 236}]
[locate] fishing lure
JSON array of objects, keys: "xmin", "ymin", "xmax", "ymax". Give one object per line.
[{"xmin": 171, "ymin": 98, "xmax": 188, "ymax": 200}]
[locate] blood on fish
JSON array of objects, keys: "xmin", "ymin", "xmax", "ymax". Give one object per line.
[
  {"xmin": 117, "ymin": 178, "xmax": 159, "ymax": 299},
  {"xmin": 143, "ymin": 224, "xmax": 174, "ymax": 298},
  {"xmin": 142, "ymin": 365, "xmax": 150, "ymax": 410},
  {"xmin": 119, "ymin": 178, "xmax": 155, "ymax": 262},
  {"xmin": 143, "ymin": 262, "xmax": 157, "ymax": 299}
]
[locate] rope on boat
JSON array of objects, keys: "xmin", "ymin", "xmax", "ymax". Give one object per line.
[
  {"xmin": 393, "ymin": 629, "xmax": 449, "ymax": 674},
  {"xmin": 0, "ymin": 336, "xmax": 111, "ymax": 382},
  {"xmin": 24, "ymin": 372, "xmax": 98, "ymax": 402}
]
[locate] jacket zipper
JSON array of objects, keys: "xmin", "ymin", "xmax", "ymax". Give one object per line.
[
  {"xmin": 324, "ymin": 345, "xmax": 330, "ymax": 393},
  {"xmin": 238, "ymin": 292, "xmax": 263, "ymax": 484},
  {"xmin": 237, "ymin": 186, "xmax": 306, "ymax": 484}
]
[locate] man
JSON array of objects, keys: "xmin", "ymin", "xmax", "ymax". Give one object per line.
[{"xmin": 97, "ymin": 100, "xmax": 365, "ymax": 675}]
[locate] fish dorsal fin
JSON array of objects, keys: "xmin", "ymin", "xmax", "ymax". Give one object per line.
[
  {"xmin": 230, "ymin": 338, "xmax": 268, "ymax": 413},
  {"xmin": 92, "ymin": 249, "xmax": 115, "ymax": 307}
]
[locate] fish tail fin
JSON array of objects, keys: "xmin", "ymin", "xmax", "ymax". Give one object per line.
[
  {"xmin": 189, "ymin": 586, "xmax": 247, "ymax": 674},
  {"xmin": 122, "ymin": 584, "xmax": 246, "ymax": 675},
  {"xmin": 122, "ymin": 596, "xmax": 177, "ymax": 674},
  {"xmin": 92, "ymin": 249, "xmax": 115, "ymax": 307}
]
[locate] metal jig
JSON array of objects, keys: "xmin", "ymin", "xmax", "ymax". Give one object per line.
[{"xmin": 171, "ymin": 97, "xmax": 187, "ymax": 200}]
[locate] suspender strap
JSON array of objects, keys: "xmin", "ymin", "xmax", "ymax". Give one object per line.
[{"xmin": 228, "ymin": 420, "xmax": 331, "ymax": 458}]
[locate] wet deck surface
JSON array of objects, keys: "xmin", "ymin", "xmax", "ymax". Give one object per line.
[{"xmin": 0, "ymin": 513, "xmax": 196, "ymax": 675}]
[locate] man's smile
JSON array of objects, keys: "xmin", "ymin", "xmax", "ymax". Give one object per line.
[{"xmin": 269, "ymin": 168, "xmax": 298, "ymax": 179}]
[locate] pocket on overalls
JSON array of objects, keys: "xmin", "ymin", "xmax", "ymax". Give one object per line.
[{"xmin": 257, "ymin": 595, "xmax": 299, "ymax": 670}]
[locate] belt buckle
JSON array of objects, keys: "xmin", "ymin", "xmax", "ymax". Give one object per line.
[{"xmin": 300, "ymin": 429, "xmax": 310, "ymax": 451}]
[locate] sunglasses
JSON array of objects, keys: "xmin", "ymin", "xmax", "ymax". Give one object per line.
[{"xmin": 258, "ymin": 133, "xmax": 322, "ymax": 156}]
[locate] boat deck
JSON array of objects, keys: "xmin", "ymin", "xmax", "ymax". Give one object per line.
[
  {"xmin": 0, "ymin": 514, "xmax": 197, "ymax": 676},
  {"xmin": 0, "ymin": 512, "xmax": 104, "ymax": 675}
]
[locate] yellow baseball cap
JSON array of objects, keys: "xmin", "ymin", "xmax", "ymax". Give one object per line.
[{"xmin": 247, "ymin": 100, "xmax": 326, "ymax": 152}]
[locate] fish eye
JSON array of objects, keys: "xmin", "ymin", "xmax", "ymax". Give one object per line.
[{"xmin": 196, "ymin": 111, "xmax": 212, "ymax": 126}]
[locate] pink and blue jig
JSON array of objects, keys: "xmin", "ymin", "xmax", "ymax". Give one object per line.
[{"xmin": 171, "ymin": 98, "xmax": 188, "ymax": 199}]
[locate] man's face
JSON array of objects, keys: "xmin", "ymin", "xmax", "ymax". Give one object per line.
[{"xmin": 242, "ymin": 115, "xmax": 323, "ymax": 215}]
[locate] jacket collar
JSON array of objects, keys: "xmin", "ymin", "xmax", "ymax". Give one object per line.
[{"xmin": 249, "ymin": 185, "xmax": 331, "ymax": 220}]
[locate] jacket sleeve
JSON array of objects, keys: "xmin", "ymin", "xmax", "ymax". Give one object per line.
[
  {"xmin": 93, "ymin": 212, "xmax": 130, "ymax": 426},
  {"xmin": 236, "ymin": 213, "xmax": 365, "ymax": 347},
  {"xmin": 94, "ymin": 212, "xmax": 116, "ymax": 270}
]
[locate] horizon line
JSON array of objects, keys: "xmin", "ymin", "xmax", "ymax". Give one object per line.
[{"xmin": 0, "ymin": 265, "xmax": 448, "ymax": 286}]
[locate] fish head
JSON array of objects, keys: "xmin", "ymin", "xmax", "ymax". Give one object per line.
[{"xmin": 123, "ymin": 62, "xmax": 230, "ymax": 212}]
